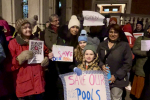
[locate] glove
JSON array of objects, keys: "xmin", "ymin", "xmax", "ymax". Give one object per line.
[
  {"xmin": 41, "ymin": 57, "xmax": 49, "ymax": 67},
  {"xmin": 147, "ymin": 50, "xmax": 150, "ymax": 56},
  {"xmin": 17, "ymin": 50, "xmax": 33, "ymax": 65},
  {"xmin": 73, "ymin": 67, "xmax": 82, "ymax": 76}
]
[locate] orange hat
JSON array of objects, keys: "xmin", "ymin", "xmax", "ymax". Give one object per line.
[{"xmin": 109, "ymin": 17, "xmax": 117, "ymax": 24}]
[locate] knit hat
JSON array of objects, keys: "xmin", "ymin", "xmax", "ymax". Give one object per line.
[
  {"xmin": 78, "ymin": 30, "xmax": 87, "ymax": 42},
  {"xmin": 109, "ymin": 17, "xmax": 117, "ymax": 24},
  {"xmin": 136, "ymin": 21, "xmax": 143, "ymax": 27},
  {"xmin": 27, "ymin": 15, "xmax": 38, "ymax": 28},
  {"xmin": 68, "ymin": 15, "xmax": 80, "ymax": 29},
  {"xmin": 15, "ymin": 19, "xmax": 29, "ymax": 32},
  {"xmin": 83, "ymin": 45, "xmax": 97, "ymax": 54}
]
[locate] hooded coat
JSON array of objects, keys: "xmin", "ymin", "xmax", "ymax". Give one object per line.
[
  {"xmin": 132, "ymin": 22, "xmax": 150, "ymax": 77},
  {"xmin": 8, "ymin": 35, "xmax": 49, "ymax": 97},
  {"xmin": 0, "ymin": 20, "xmax": 12, "ymax": 41},
  {"xmin": 123, "ymin": 24, "xmax": 136, "ymax": 48}
]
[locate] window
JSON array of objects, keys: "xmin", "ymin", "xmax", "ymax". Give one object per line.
[
  {"xmin": 59, "ymin": 1, "xmax": 61, "ymax": 8},
  {"xmin": 22, "ymin": 0, "xmax": 28, "ymax": 18},
  {"xmin": 100, "ymin": 5, "xmax": 122, "ymax": 13},
  {"xmin": 112, "ymin": 8, "xmax": 118, "ymax": 11},
  {"xmin": 104, "ymin": 9, "xmax": 109, "ymax": 12}
]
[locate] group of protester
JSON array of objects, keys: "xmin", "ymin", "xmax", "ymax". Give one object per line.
[{"xmin": 0, "ymin": 13, "xmax": 150, "ymax": 100}]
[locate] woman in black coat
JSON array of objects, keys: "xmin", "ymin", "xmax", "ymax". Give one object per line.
[
  {"xmin": 97, "ymin": 24, "xmax": 132, "ymax": 100},
  {"xmin": 48, "ymin": 15, "xmax": 81, "ymax": 100}
]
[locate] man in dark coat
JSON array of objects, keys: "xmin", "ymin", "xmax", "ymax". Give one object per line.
[
  {"xmin": 133, "ymin": 21, "xmax": 144, "ymax": 33},
  {"xmin": 44, "ymin": 14, "xmax": 59, "ymax": 51},
  {"xmin": 44, "ymin": 14, "xmax": 60, "ymax": 100}
]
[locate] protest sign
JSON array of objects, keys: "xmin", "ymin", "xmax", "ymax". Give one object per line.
[
  {"xmin": 59, "ymin": 70, "xmax": 111, "ymax": 100},
  {"xmin": 52, "ymin": 45, "xmax": 73, "ymax": 62},
  {"xmin": 82, "ymin": 11, "xmax": 105, "ymax": 26},
  {"xmin": 141, "ymin": 40, "xmax": 150, "ymax": 51},
  {"xmin": 28, "ymin": 40, "xmax": 44, "ymax": 64},
  {"xmin": 133, "ymin": 33, "xmax": 144, "ymax": 38}
]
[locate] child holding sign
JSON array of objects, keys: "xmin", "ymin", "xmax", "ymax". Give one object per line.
[
  {"xmin": 74, "ymin": 29, "xmax": 87, "ymax": 65},
  {"xmin": 77, "ymin": 45, "xmax": 100, "ymax": 71}
]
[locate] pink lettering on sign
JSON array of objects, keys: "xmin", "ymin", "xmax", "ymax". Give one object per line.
[
  {"xmin": 68, "ymin": 75, "xmax": 86, "ymax": 85},
  {"xmin": 68, "ymin": 76, "xmax": 74, "ymax": 85},
  {"xmin": 89, "ymin": 74, "xmax": 105, "ymax": 85},
  {"xmin": 68, "ymin": 74, "xmax": 105, "ymax": 86},
  {"xmin": 58, "ymin": 51, "xmax": 73, "ymax": 57},
  {"xmin": 89, "ymin": 74, "xmax": 95, "ymax": 85}
]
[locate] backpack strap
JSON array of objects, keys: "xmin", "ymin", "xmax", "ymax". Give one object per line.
[{"xmin": 103, "ymin": 43, "xmax": 119, "ymax": 64}]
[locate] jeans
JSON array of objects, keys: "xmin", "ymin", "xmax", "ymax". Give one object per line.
[{"xmin": 111, "ymin": 87, "xmax": 123, "ymax": 100}]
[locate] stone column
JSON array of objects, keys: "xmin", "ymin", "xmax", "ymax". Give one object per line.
[
  {"xmin": 28, "ymin": 0, "xmax": 56, "ymax": 30},
  {"xmin": 66, "ymin": 0, "xmax": 72, "ymax": 22},
  {"xmin": 0, "ymin": 0, "xmax": 2, "ymax": 17},
  {"xmin": 1, "ymin": 0, "xmax": 22, "ymax": 26}
]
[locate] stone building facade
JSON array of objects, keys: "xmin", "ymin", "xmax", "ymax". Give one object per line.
[{"xmin": 0, "ymin": 0, "xmax": 150, "ymax": 29}]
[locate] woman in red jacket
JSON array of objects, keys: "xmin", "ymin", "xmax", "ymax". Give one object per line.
[{"xmin": 8, "ymin": 19, "xmax": 49, "ymax": 100}]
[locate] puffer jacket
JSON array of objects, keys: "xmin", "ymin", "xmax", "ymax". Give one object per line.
[{"xmin": 132, "ymin": 22, "xmax": 150, "ymax": 77}]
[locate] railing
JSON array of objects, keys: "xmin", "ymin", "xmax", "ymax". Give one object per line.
[{"xmin": 102, "ymin": 13, "xmax": 150, "ymax": 29}]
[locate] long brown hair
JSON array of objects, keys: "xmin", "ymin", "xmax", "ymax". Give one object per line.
[{"xmin": 74, "ymin": 45, "xmax": 83, "ymax": 62}]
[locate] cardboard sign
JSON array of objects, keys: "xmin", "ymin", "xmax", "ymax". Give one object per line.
[
  {"xmin": 52, "ymin": 45, "xmax": 73, "ymax": 62},
  {"xmin": 133, "ymin": 33, "xmax": 144, "ymax": 38},
  {"xmin": 82, "ymin": 11, "xmax": 105, "ymax": 26},
  {"xmin": 141, "ymin": 40, "xmax": 150, "ymax": 51},
  {"xmin": 59, "ymin": 70, "xmax": 111, "ymax": 100},
  {"xmin": 28, "ymin": 40, "xmax": 44, "ymax": 64}
]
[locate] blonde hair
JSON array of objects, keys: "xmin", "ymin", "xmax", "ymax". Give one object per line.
[
  {"xmin": 74, "ymin": 45, "xmax": 83, "ymax": 62},
  {"xmin": 78, "ymin": 54, "xmax": 100, "ymax": 71}
]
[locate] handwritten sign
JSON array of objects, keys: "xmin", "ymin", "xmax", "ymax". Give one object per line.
[
  {"xmin": 133, "ymin": 33, "xmax": 144, "ymax": 38},
  {"xmin": 82, "ymin": 11, "xmax": 105, "ymax": 26},
  {"xmin": 141, "ymin": 40, "xmax": 150, "ymax": 51},
  {"xmin": 52, "ymin": 45, "xmax": 73, "ymax": 62},
  {"xmin": 59, "ymin": 71, "xmax": 111, "ymax": 100}
]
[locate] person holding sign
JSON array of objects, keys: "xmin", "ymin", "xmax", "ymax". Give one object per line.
[
  {"xmin": 48, "ymin": 15, "xmax": 81, "ymax": 100},
  {"xmin": 77, "ymin": 45, "xmax": 100, "ymax": 71},
  {"xmin": 8, "ymin": 19, "xmax": 49, "ymax": 100},
  {"xmin": 131, "ymin": 22, "xmax": 150, "ymax": 99},
  {"xmin": 74, "ymin": 29, "xmax": 87, "ymax": 66},
  {"xmin": 97, "ymin": 24, "xmax": 132, "ymax": 100}
]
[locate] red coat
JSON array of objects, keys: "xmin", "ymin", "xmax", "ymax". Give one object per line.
[
  {"xmin": 123, "ymin": 24, "xmax": 135, "ymax": 59},
  {"xmin": 8, "ymin": 37, "xmax": 49, "ymax": 97}
]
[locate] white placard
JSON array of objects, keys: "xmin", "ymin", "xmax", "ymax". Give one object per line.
[
  {"xmin": 141, "ymin": 40, "xmax": 150, "ymax": 51},
  {"xmin": 52, "ymin": 45, "xmax": 73, "ymax": 62},
  {"xmin": 133, "ymin": 33, "xmax": 144, "ymax": 38},
  {"xmin": 82, "ymin": 11, "xmax": 105, "ymax": 26},
  {"xmin": 59, "ymin": 71, "xmax": 111, "ymax": 100},
  {"xmin": 28, "ymin": 40, "xmax": 44, "ymax": 64}
]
